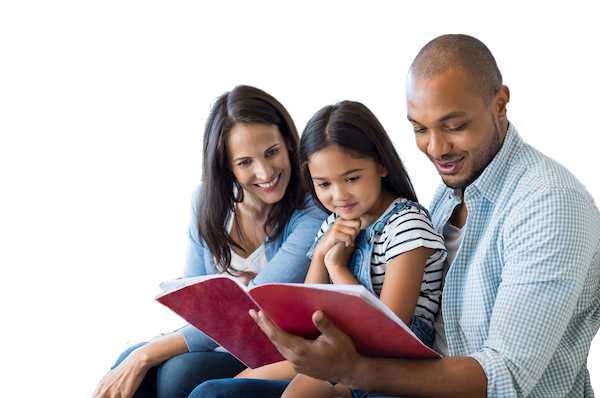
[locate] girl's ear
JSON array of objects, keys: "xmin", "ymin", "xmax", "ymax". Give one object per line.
[{"xmin": 380, "ymin": 163, "xmax": 388, "ymax": 177}]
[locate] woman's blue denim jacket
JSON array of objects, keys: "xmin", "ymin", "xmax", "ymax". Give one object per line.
[{"xmin": 307, "ymin": 199, "xmax": 435, "ymax": 347}]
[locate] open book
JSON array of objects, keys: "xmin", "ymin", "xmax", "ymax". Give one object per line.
[{"xmin": 156, "ymin": 275, "xmax": 440, "ymax": 369}]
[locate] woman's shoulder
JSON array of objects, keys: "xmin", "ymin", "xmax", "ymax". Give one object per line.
[{"xmin": 290, "ymin": 195, "xmax": 329, "ymax": 221}]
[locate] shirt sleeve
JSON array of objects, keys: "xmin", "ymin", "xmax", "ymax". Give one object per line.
[
  {"xmin": 471, "ymin": 187, "xmax": 600, "ymax": 397},
  {"xmin": 305, "ymin": 212, "xmax": 337, "ymax": 260},
  {"xmin": 248, "ymin": 201, "xmax": 328, "ymax": 287},
  {"xmin": 182, "ymin": 184, "xmax": 213, "ymax": 278},
  {"xmin": 384, "ymin": 205, "xmax": 446, "ymax": 263}
]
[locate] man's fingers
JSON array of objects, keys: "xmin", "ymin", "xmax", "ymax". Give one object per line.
[
  {"xmin": 249, "ymin": 310, "xmax": 300, "ymax": 357},
  {"xmin": 312, "ymin": 311, "xmax": 343, "ymax": 344}
]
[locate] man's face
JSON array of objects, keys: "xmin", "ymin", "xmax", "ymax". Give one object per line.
[{"xmin": 406, "ymin": 68, "xmax": 505, "ymax": 190}]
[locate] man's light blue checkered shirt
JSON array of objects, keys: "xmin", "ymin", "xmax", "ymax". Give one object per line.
[{"xmin": 430, "ymin": 123, "xmax": 600, "ymax": 397}]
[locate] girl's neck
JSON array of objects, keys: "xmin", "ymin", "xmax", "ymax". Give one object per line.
[{"xmin": 358, "ymin": 188, "xmax": 397, "ymax": 230}]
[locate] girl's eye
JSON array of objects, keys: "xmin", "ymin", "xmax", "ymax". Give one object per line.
[
  {"xmin": 347, "ymin": 176, "xmax": 359, "ymax": 183},
  {"xmin": 317, "ymin": 182, "xmax": 330, "ymax": 188}
]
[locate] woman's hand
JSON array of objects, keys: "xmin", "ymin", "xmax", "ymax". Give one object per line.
[
  {"xmin": 315, "ymin": 218, "xmax": 361, "ymax": 259},
  {"xmin": 92, "ymin": 347, "xmax": 151, "ymax": 398},
  {"xmin": 92, "ymin": 333, "xmax": 189, "ymax": 398}
]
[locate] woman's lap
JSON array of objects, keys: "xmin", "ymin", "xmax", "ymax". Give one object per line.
[{"xmin": 113, "ymin": 343, "xmax": 247, "ymax": 398}]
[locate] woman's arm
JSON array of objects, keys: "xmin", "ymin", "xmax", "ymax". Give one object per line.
[{"xmin": 249, "ymin": 200, "xmax": 328, "ymax": 287}]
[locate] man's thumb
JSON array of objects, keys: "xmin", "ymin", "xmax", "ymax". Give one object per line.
[{"xmin": 312, "ymin": 310, "xmax": 345, "ymax": 343}]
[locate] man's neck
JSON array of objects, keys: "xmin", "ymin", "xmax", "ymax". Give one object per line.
[{"xmin": 449, "ymin": 194, "xmax": 467, "ymax": 228}]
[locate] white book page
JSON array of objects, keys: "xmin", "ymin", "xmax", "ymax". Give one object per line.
[{"xmin": 157, "ymin": 274, "xmax": 246, "ymax": 297}]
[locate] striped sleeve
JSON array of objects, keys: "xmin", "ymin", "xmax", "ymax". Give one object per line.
[{"xmin": 383, "ymin": 207, "xmax": 446, "ymax": 263}]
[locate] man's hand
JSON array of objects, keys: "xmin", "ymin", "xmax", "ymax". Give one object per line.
[{"xmin": 249, "ymin": 309, "xmax": 361, "ymax": 384}]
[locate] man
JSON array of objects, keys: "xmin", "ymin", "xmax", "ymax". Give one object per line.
[{"xmin": 192, "ymin": 34, "xmax": 600, "ymax": 397}]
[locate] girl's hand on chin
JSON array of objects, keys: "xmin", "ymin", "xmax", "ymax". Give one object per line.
[
  {"xmin": 324, "ymin": 241, "xmax": 355, "ymax": 271},
  {"xmin": 316, "ymin": 218, "xmax": 361, "ymax": 258}
]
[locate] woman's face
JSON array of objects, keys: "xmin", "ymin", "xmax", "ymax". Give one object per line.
[{"xmin": 226, "ymin": 123, "xmax": 291, "ymax": 207}]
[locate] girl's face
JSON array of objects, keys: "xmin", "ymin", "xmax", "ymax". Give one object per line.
[
  {"xmin": 227, "ymin": 122, "xmax": 291, "ymax": 207},
  {"xmin": 308, "ymin": 145, "xmax": 389, "ymax": 226}
]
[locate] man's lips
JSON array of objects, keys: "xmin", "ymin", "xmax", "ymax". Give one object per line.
[{"xmin": 434, "ymin": 158, "xmax": 464, "ymax": 175}]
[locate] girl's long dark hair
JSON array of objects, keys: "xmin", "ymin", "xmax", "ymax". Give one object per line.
[
  {"xmin": 198, "ymin": 85, "xmax": 306, "ymax": 274},
  {"xmin": 299, "ymin": 100, "xmax": 418, "ymax": 214}
]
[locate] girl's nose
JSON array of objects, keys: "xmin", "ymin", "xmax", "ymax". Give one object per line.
[{"xmin": 332, "ymin": 184, "xmax": 349, "ymax": 201}]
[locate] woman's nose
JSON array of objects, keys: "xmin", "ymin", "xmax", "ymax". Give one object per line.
[{"xmin": 254, "ymin": 160, "xmax": 273, "ymax": 181}]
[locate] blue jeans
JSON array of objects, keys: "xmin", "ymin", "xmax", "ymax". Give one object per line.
[
  {"xmin": 112, "ymin": 343, "xmax": 247, "ymax": 398},
  {"xmin": 189, "ymin": 378, "xmax": 401, "ymax": 398}
]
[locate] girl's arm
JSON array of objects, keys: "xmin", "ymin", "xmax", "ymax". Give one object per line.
[
  {"xmin": 235, "ymin": 360, "xmax": 297, "ymax": 380},
  {"xmin": 379, "ymin": 246, "xmax": 435, "ymax": 325}
]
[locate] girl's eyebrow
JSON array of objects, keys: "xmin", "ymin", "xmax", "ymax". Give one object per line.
[{"xmin": 311, "ymin": 168, "xmax": 363, "ymax": 180}]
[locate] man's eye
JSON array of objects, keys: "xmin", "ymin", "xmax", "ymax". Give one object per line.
[
  {"xmin": 413, "ymin": 127, "xmax": 427, "ymax": 134},
  {"xmin": 448, "ymin": 123, "xmax": 467, "ymax": 132}
]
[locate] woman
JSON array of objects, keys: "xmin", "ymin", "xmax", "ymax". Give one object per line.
[{"xmin": 92, "ymin": 85, "xmax": 327, "ymax": 398}]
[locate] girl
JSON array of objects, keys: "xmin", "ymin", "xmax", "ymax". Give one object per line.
[
  {"xmin": 235, "ymin": 100, "xmax": 446, "ymax": 398},
  {"xmin": 92, "ymin": 85, "xmax": 327, "ymax": 398}
]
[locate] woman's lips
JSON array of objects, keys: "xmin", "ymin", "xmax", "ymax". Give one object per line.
[
  {"xmin": 255, "ymin": 173, "xmax": 281, "ymax": 191},
  {"xmin": 434, "ymin": 158, "xmax": 464, "ymax": 175}
]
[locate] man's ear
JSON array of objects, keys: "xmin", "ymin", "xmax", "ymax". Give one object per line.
[{"xmin": 494, "ymin": 85, "xmax": 510, "ymax": 121}]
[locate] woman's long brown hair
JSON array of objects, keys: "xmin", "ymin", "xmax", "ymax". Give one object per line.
[{"xmin": 198, "ymin": 85, "xmax": 306, "ymax": 274}]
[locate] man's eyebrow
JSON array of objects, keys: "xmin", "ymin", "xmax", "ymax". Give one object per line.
[
  {"xmin": 437, "ymin": 111, "xmax": 467, "ymax": 123},
  {"xmin": 311, "ymin": 168, "xmax": 363, "ymax": 180},
  {"xmin": 407, "ymin": 111, "xmax": 467, "ymax": 124}
]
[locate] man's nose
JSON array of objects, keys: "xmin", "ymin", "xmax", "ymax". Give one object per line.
[{"xmin": 427, "ymin": 130, "xmax": 451, "ymax": 159}]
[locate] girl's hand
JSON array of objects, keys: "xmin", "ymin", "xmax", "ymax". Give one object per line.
[
  {"xmin": 324, "ymin": 242, "xmax": 355, "ymax": 271},
  {"xmin": 315, "ymin": 218, "xmax": 361, "ymax": 259}
]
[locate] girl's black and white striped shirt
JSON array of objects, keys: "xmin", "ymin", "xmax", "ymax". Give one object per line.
[{"xmin": 314, "ymin": 198, "xmax": 447, "ymax": 327}]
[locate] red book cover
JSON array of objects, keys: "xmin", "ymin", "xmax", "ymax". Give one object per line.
[
  {"xmin": 156, "ymin": 275, "xmax": 440, "ymax": 369},
  {"xmin": 156, "ymin": 276, "xmax": 285, "ymax": 369}
]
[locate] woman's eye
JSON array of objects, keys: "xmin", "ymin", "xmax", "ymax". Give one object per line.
[
  {"xmin": 347, "ymin": 176, "xmax": 359, "ymax": 183},
  {"xmin": 266, "ymin": 148, "xmax": 279, "ymax": 157},
  {"xmin": 237, "ymin": 159, "xmax": 251, "ymax": 166}
]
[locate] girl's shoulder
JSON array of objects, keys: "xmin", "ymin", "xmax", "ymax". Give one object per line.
[{"xmin": 384, "ymin": 198, "xmax": 436, "ymax": 231}]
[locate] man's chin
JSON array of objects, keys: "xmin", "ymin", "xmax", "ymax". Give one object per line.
[{"xmin": 441, "ymin": 175, "xmax": 471, "ymax": 191}]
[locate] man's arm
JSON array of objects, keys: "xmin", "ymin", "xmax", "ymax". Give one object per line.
[{"xmin": 250, "ymin": 309, "xmax": 487, "ymax": 398}]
